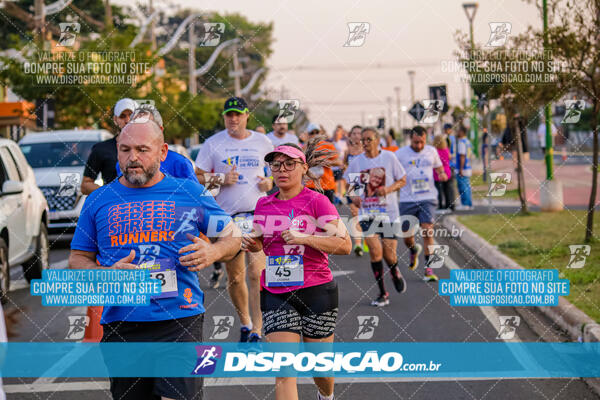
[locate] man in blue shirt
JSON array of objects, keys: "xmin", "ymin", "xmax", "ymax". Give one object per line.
[{"xmin": 69, "ymin": 119, "xmax": 240, "ymax": 400}]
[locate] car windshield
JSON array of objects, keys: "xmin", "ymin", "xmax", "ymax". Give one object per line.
[
  {"xmin": 19, "ymin": 141, "xmax": 96, "ymax": 168},
  {"xmin": 189, "ymin": 148, "xmax": 200, "ymax": 161}
]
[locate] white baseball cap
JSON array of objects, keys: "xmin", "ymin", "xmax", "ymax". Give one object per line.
[
  {"xmin": 306, "ymin": 122, "xmax": 320, "ymax": 133},
  {"xmin": 114, "ymin": 98, "xmax": 138, "ymax": 117}
]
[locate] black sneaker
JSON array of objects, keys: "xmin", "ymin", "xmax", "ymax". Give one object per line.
[
  {"xmin": 354, "ymin": 244, "xmax": 364, "ymax": 257},
  {"xmin": 370, "ymin": 293, "xmax": 390, "ymax": 307},
  {"xmin": 240, "ymin": 327, "xmax": 251, "ymax": 342},
  {"xmin": 210, "ymin": 266, "xmax": 224, "ymax": 289},
  {"xmin": 390, "ymin": 267, "xmax": 407, "ymax": 293},
  {"xmin": 248, "ymin": 333, "xmax": 262, "ymax": 342}
]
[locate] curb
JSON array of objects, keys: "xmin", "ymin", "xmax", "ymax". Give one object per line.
[{"xmin": 440, "ymin": 215, "xmax": 600, "ymax": 343}]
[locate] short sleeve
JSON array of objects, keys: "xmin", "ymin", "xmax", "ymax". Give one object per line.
[
  {"xmin": 197, "ymin": 191, "xmax": 232, "ymax": 237},
  {"xmin": 172, "ymin": 154, "xmax": 197, "ymax": 182},
  {"xmin": 457, "ymin": 140, "xmax": 467, "ymax": 155},
  {"xmin": 432, "ymin": 149, "xmax": 443, "ymax": 168},
  {"xmin": 195, "ymin": 141, "xmax": 213, "ymax": 172},
  {"xmin": 83, "ymin": 145, "xmax": 100, "ymax": 179},
  {"xmin": 70, "ymin": 196, "xmax": 98, "ymax": 252},
  {"xmin": 343, "ymin": 157, "xmax": 358, "ymax": 183},
  {"xmin": 252, "ymin": 197, "xmax": 268, "ymax": 234},
  {"xmin": 391, "ymin": 154, "xmax": 406, "ymax": 180}
]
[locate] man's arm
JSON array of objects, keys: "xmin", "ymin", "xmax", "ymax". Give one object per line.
[
  {"xmin": 195, "ymin": 167, "xmax": 207, "ymax": 185},
  {"xmin": 459, "ymin": 154, "xmax": 466, "ymax": 176},
  {"xmin": 81, "ymin": 177, "xmax": 100, "ymax": 195},
  {"xmin": 69, "ymin": 250, "xmax": 98, "ymax": 269}
]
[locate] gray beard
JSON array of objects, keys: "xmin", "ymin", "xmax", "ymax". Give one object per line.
[{"xmin": 122, "ymin": 161, "xmax": 160, "ymax": 186}]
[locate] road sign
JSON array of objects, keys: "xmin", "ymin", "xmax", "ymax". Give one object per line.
[
  {"xmin": 35, "ymin": 98, "xmax": 55, "ymax": 129},
  {"xmin": 408, "ymin": 102, "xmax": 425, "ymax": 121},
  {"xmin": 428, "ymin": 85, "xmax": 449, "ymax": 113}
]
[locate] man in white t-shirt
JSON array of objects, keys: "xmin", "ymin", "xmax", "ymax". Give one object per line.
[
  {"xmin": 345, "ymin": 127, "xmax": 407, "ymax": 307},
  {"xmin": 395, "ymin": 126, "xmax": 447, "ymax": 282},
  {"xmin": 266, "ymin": 114, "xmax": 299, "ymax": 147},
  {"xmin": 195, "ymin": 97, "xmax": 274, "ymax": 342}
]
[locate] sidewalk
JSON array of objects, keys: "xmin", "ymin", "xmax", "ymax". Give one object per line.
[{"xmin": 480, "ymin": 158, "xmax": 599, "ymax": 208}]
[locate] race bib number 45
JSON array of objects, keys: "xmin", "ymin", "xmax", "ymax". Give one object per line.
[{"xmin": 265, "ymin": 255, "xmax": 304, "ymax": 287}]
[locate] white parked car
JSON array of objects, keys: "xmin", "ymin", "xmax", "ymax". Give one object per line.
[
  {"xmin": 19, "ymin": 129, "xmax": 113, "ymax": 231},
  {"xmin": 0, "ymin": 139, "xmax": 49, "ymax": 302}
]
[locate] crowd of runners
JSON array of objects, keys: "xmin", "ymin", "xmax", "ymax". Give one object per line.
[{"xmin": 69, "ymin": 95, "xmax": 474, "ymax": 400}]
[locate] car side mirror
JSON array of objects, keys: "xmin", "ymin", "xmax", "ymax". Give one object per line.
[{"xmin": 1, "ymin": 180, "xmax": 24, "ymax": 195}]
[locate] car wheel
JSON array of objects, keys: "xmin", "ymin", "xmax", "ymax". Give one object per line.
[
  {"xmin": 0, "ymin": 238, "xmax": 9, "ymax": 304},
  {"xmin": 23, "ymin": 224, "xmax": 49, "ymax": 283}
]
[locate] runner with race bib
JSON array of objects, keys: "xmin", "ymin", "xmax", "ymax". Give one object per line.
[
  {"xmin": 242, "ymin": 140, "xmax": 352, "ymax": 400},
  {"xmin": 195, "ymin": 97, "xmax": 274, "ymax": 342},
  {"xmin": 344, "ymin": 127, "xmax": 407, "ymax": 307},
  {"xmin": 395, "ymin": 126, "xmax": 447, "ymax": 282}
]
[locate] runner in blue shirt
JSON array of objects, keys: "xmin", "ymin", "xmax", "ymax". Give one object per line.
[{"xmin": 69, "ymin": 119, "xmax": 240, "ymax": 400}]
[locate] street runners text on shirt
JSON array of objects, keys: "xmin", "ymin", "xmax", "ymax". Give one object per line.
[
  {"xmin": 30, "ymin": 269, "xmax": 161, "ymax": 306},
  {"xmin": 438, "ymin": 269, "xmax": 569, "ymax": 306},
  {"xmin": 108, "ymin": 201, "xmax": 176, "ymax": 246}
]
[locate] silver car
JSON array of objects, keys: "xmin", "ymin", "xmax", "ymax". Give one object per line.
[{"xmin": 19, "ymin": 129, "xmax": 113, "ymax": 231}]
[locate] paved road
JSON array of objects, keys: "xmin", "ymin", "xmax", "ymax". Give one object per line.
[{"xmin": 3, "ymin": 212, "xmax": 599, "ymax": 399}]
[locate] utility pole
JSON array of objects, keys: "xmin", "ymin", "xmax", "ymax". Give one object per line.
[
  {"xmin": 150, "ymin": 0, "xmax": 156, "ymax": 50},
  {"xmin": 34, "ymin": 0, "xmax": 45, "ymax": 48},
  {"xmin": 394, "ymin": 86, "xmax": 401, "ymax": 133},
  {"xmin": 408, "ymin": 70, "xmax": 415, "ymax": 103},
  {"xmin": 232, "ymin": 43, "xmax": 242, "ymax": 97},
  {"xmin": 543, "ymin": 0, "xmax": 553, "ymax": 180},
  {"xmin": 188, "ymin": 20, "xmax": 196, "ymax": 94},
  {"xmin": 463, "ymin": 2, "xmax": 479, "ymax": 157}
]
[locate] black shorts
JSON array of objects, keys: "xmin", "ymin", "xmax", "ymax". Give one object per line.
[
  {"xmin": 359, "ymin": 217, "xmax": 398, "ymax": 239},
  {"xmin": 101, "ymin": 314, "xmax": 204, "ymax": 400},
  {"xmin": 261, "ymin": 280, "xmax": 338, "ymax": 339}
]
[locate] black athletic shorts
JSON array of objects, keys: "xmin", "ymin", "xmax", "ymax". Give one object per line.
[
  {"xmin": 359, "ymin": 217, "xmax": 398, "ymax": 239},
  {"xmin": 260, "ymin": 280, "xmax": 338, "ymax": 339},
  {"xmin": 101, "ymin": 314, "xmax": 204, "ymax": 400}
]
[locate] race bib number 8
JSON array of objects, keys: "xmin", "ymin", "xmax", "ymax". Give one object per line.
[
  {"xmin": 139, "ymin": 258, "xmax": 178, "ymax": 299},
  {"xmin": 265, "ymin": 255, "xmax": 304, "ymax": 287}
]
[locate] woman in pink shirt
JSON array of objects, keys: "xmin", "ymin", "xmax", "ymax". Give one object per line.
[
  {"xmin": 433, "ymin": 135, "xmax": 454, "ymax": 210},
  {"xmin": 242, "ymin": 139, "xmax": 352, "ymax": 400}
]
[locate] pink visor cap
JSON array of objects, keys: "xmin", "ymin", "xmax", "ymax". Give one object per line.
[{"xmin": 264, "ymin": 145, "xmax": 306, "ymax": 163}]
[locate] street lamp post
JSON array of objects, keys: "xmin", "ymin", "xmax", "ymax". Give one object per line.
[
  {"xmin": 463, "ymin": 2, "xmax": 479, "ymax": 157},
  {"xmin": 543, "ymin": 0, "xmax": 553, "ymax": 180}
]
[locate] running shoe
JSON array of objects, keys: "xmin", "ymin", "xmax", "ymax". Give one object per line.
[
  {"xmin": 210, "ymin": 266, "xmax": 224, "ymax": 289},
  {"xmin": 390, "ymin": 267, "xmax": 407, "ymax": 293},
  {"xmin": 423, "ymin": 267, "xmax": 439, "ymax": 282},
  {"xmin": 354, "ymin": 244, "xmax": 364, "ymax": 257},
  {"xmin": 248, "ymin": 333, "xmax": 262, "ymax": 342},
  {"xmin": 317, "ymin": 391, "xmax": 335, "ymax": 400},
  {"xmin": 239, "ymin": 327, "xmax": 251, "ymax": 342},
  {"xmin": 370, "ymin": 292, "xmax": 389, "ymax": 307},
  {"xmin": 408, "ymin": 243, "xmax": 422, "ymax": 271}
]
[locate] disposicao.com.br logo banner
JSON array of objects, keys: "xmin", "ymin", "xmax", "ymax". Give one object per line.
[{"xmin": 1, "ymin": 343, "xmax": 599, "ymax": 378}]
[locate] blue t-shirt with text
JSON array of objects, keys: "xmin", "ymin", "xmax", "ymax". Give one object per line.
[{"xmin": 71, "ymin": 175, "xmax": 231, "ymax": 323}]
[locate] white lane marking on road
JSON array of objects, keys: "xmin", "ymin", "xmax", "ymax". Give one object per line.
[
  {"xmin": 31, "ymin": 346, "xmax": 93, "ymax": 386},
  {"xmin": 3, "ymin": 376, "xmax": 549, "ymax": 393},
  {"xmin": 332, "ymin": 270, "xmax": 355, "ymax": 277},
  {"xmin": 439, "ymin": 241, "xmax": 543, "ymax": 372}
]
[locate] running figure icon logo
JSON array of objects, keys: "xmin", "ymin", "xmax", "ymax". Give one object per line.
[
  {"xmin": 566, "ymin": 245, "xmax": 591, "ymax": 269},
  {"xmin": 343, "ymin": 22, "xmax": 370, "ymax": 47},
  {"xmin": 421, "ymin": 100, "xmax": 444, "ymax": 124},
  {"xmin": 192, "ymin": 345, "xmax": 222, "ymax": 375},
  {"xmin": 346, "ymin": 173, "xmax": 367, "ymax": 197},
  {"xmin": 496, "ymin": 316, "xmax": 520, "ymax": 340},
  {"xmin": 487, "ymin": 173, "xmax": 512, "ymax": 196},
  {"xmin": 486, "ymin": 22, "xmax": 512, "ymax": 47},
  {"xmin": 57, "ymin": 22, "xmax": 80, "ymax": 47},
  {"xmin": 65, "ymin": 315, "xmax": 89, "ymax": 340},
  {"xmin": 209, "ymin": 316, "xmax": 234, "ymax": 340},
  {"xmin": 174, "ymin": 208, "xmax": 198, "ymax": 237},
  {"xmin": 562, "ymin": 100, "xmax": 586, "ymax": 124},
  {"xmin": 138, "ymin": 244, "xmax": 160, "ymax": 264},
  {"xmin": 426, "ymin": 245, "xmax": 449, "ymax": 269},
  {"xmin": 276, "ymin": 100, "xmax": 300, "ymax": 123},
  {"xmin": 198, "ymin": 23, "xmax": 225, "ymax": 46},
  {"xmin": 354, "ymin": 316, "xmax": 379, "ymax": 340},
  {"xmin": 57, "ymin": 172, "xmax": 80, "ymax": 197}
]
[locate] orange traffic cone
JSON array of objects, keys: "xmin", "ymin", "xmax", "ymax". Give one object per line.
[
  {"xmin": 562, "ymin": 147, "xmax": 567, "ymax": 162},
  {"xmin": 82, "ymin": 306, "xmax": 104, "ymax": 342}
]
